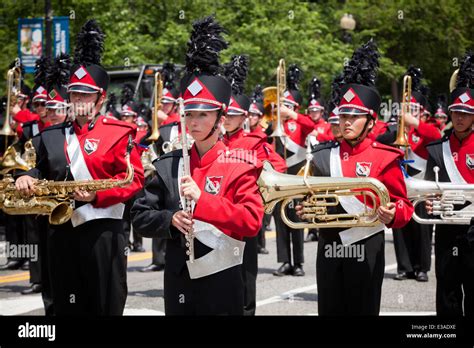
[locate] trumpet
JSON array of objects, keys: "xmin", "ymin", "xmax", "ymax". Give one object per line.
[
  {"xmin": 406, "ymin": 167, "xmax": 474, "ymax": 224},
  {"xmin": 258, "ymin": 161, "xmax": 390, "ymax": 229}
]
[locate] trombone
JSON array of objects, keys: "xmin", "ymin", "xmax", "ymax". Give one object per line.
[
  {"xmin": 1, "ymin": 66, "xmax": 21, "ymax": 153},
  {"xmin": 146, "ymin": 71, "xmax": 162, "ymax": 143}
]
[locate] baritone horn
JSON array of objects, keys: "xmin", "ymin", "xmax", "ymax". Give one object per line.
[
  {"xmin": 258, "ymin": 161, "xmax": 390, "ymax": 229},
  {"xmin": 406, "ymin": 166, "xmax": 474, "ymax": 224}
]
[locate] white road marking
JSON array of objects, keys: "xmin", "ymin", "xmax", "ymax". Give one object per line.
[
  {"xmin": 0, "ymin": 294, "xmax": 43, "ymax": 315},
  {"xmin": 256, "ymin": 261, "xmax": 399, "ymax": 308}
]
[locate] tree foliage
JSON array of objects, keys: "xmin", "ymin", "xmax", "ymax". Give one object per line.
[{"xmin": 0, "ymin": 0, "xmax": 473, "ymax": 109}]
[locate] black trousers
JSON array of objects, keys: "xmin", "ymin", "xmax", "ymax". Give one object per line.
[
  {"xmin": 23, "ymin": 216, "xmax": 41, "ymax": 284},
  {"xmin": 164, "ymin": 265, "xmax": 244, "ymax": 315},
  {"xmin": 393, "ymin": 205, "xmax": 432, "ymax": 274},
  {"xmin": 151, "ymin": 237, "xmax": 166, "ymax": 265},
  {"xmin": 49, "ymin": 219, "xmax": 127, "ymax": 316},
  {"xmin": 317, "ymin": 231, "xmax": 385, "ymax": 315},
  {"xmin": 435, "ymin": 224, "xmax": 474, "ymax": 316},
  {"xmin": 37, "ymin": 216, "xmax": 55, "ymax": 316},
  {"xmin": 274, "ymin": 201, "xmax": 304, "ymax": 265},
  {"xmin": 123, "ymin": 198, "xmax": 142, "ymax": 247},
  {"xmin": 257, "ymin": 214, "xmax": 271, "ymax": 249},
  {"xmin": 242, "ymin": 236, "xmax": 258, "ymax": 316},
  {"xmin": 4, "ymin": 214, "xmax": 27, "ymax": 262}
]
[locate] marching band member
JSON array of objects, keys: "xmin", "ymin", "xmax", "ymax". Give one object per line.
[
  {"xmin": 131, "ymin": 16, "xmax": 263, "ymax": 315},
  {"xmin": 425, "ymin": 51, "xmax": 474, "ymax": 316},
  {"xmin": 248, "ymin": 85, "xmax": 267, "ymax": 137},
  {"xmin": 298, "ymin": 40, "xmax": 413, "ymax": 315},
  {"xmin": 141, "ymin": 63, "xmax": 181, "ymax": 273},
  {"xmin": 431, "ymin": 95, "xmax": 449, "ymax": 131},
  {"xmin": 15, "ymin": 19, "xmax": 145, "ymax": 315},
  {"xmin": 307, "ymin": 76, "xmax": 331, "ymax": 145},
  {"xmin": 272, "ymin": 64, "xmax": 314, "ymax": 277},
  {"xmin": 378, "ymin": 67, "xmax": 441, "ymax": 282},
  {"xmin": 159, "ymin": 62, "xmax": 180, "ymax": 126}
]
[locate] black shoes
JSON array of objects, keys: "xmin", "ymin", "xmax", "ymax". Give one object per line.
[
  {"xmin": 273, "ymin": 263, "xmax": 293, "ymax": 276},
  {"xmin": 0, "ymin": 260, "xmax": 24, "ymax": 271},
  {"xmin": 140, "ymin": 264, "xmax": 164, "ymax": 272},
  {"xmin": 416, "ymin": 271, "xmax": 429, "ymax": 282},
  {"xmin": 21, "ymin": 283, "xmax": 42, "ymax": 295},
  {"xmin": 293, "ymin": 264, "xmax": 305, "ymax": 276},
  {"xmin": 305, "ymin": 231, "xmax": 318, "ymax": 242},
  {"xmin": 394, "ymin": 271, "xmax": 425, "ymax": 281},
  {"xmin": 257, "ymin": 247, "xmax": 269, "ymax": 254}
]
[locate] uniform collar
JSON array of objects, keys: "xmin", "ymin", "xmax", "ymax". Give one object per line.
[
  {"xmin": 190, "ymin": 140, "xmax": 225, "ymax": 169},
  {"xmin": 224, "ymin": 128, "xmax": 244, "ymax": 143},
  {"xmin": 340, "ymin": 137, "xmax": 372, "ymax": 155},
  {"xmin": 451, "ymin": 130, "xmax": 474, "ymax": 147},
  {"xmin": 73, "ymin": 114, "xmax": 102, "ymax": 135}
]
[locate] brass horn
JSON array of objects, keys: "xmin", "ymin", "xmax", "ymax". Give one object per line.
[
  {"xmin": 258, "ymin": 161, "xmax": 390, "ymax": 229},
  {"xmin": 392, "ymin": 74, "xmax": 411, "ymax": 148},
  {"xmin": 146, "ymin": 71, "xmax": 162, "ymax": 143},
  {"xmin": 449, "ymin": 68, "xmax": 459, "ymax": 93}
]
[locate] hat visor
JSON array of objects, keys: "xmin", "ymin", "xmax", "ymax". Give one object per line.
[
  {"xmin": 161, "ymin": 97, "xmax": 176, "ymax": 104},
  {"xmin": 338, "ymin": 107, "xmax": 369, "ymax": 115},
  {"xmin": 328, "ymin": 116, "xmax": 340, "ymax": 124},
  {"xmin": 227, "ymin": 108, "xmax": 246, "ymax": 116},
  {"xmin": 308, "ymin": 106, "xmax": 324, "ymax": 111},
  {"xmin": 32, "ymin": 96, "xmax": 47, "ymax": 103},
  {"xmin": 184, "ymin": 103, "xmax": 220, "ymax": 112},
  {"xmin": 67, "ymin": 85, "xmax": 100, "ymax": 94},
  {"xmin": 46, "ymin": 101, "xmax": 68, "ymax": 109},
  {"xmin": 449, "ymin": 105, "xmax": 474, "ymax": 114},
  {"xmin": 120, "ymin": 112, "xmax": 136, "ymax": 117}
]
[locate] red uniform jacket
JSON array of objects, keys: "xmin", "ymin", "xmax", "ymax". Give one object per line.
[
  {"xmin": 448, "ymin": 131, "xmax": 474, "ymax": 183},
  {"xmin": 284, "ymin": 113, "xmax": 315, "ymax": 148},
  {"xmin": 336, "ymin": 138, "xmax": 414, "ymax": 229},
  {"xmin": 408, "ymin": 121, "xmax": 441, "ymax": 159},
  {"xmin": 14, "ymin": 110, "xmax": 40, "ymax": 138},
  {"xmin": 224, "ymin": 128, "xmax": 287, "ymax": 173},
  {"xmin": 369, "ymin": 120, "xmax": 388, "ymax": 140},
  {"xmin": 66, "ymin": 115, "xmax": 145, "ymax": 208},
  {"xmin": 161, "ymin": 112, "xmax": 180, "ymax": 126},
  {"xmin": 190, "ymin": 141, "xmax": 264, "ymax": 240}
]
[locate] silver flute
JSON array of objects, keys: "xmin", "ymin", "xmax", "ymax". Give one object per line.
[{"xmin": 178, "ymin": 97, "xmax": 194, "ymax": 263}]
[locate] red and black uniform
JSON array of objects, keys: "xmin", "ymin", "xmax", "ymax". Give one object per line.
[
  {"xmin": 131, "ymin": 141, "xmax": 263, "ymax": 314},
  {"xmin": 311, "ymin": 139, "xmax": 413, "ymax": 314},
  {"xmin": 161, "ymin": 111, "xmax": 179, "ymax": 126},
  {"xmin": 20, "ymin": 116, "xmax": 144, "ymax": 315},
  {"xmin": 425, "ymin": 132, "xmax": 474, "ymax": 315}
]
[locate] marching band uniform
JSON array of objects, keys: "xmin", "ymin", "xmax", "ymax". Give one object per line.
[
  {"xmin": 378, "ymin": 67, "xmax": 441, "ymax": 281},
  {"xmin": 131, "ymin": 17, "xmax": 263, "ymax": 315},
  {"xmin": 141, "ymin": 63, "xmax": 181, "ymax": 273},
  {"xmin": 272, "ymin": 65, "xmax": 313, "ymax": 276},
  {"xmin": 310, "ymin": 41, "xmax": 413, "ymax": 315},
  {"xmin": 16, "ymin": 20, "xmax": 145, "ymax": 315},
  {"xmin": 425, "ymin": 52, "xmax": 474, "ymax": 315}
]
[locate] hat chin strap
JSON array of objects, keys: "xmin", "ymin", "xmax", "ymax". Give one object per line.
[
  {"xmin": 202, "ymin": 107, "xmax": 224, "ymax": 141},
  {"xmin": 346, "ymin": 116, "xmax": 373, "ymax": 146}
]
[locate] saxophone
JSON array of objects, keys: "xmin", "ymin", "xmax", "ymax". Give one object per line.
[{"xmin": 0, "ymin": 136, "xmax": 135, "ymax": 225}]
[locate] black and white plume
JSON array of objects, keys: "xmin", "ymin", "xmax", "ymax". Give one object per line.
[
  {"xmin": 405, "ymin": 65, "xmax": 423, "ymax": 92},
  {"xmin": 34, "ymin": 56, "xmax": 50, "ymax": 88},
  {"xmin": 120, "ymin": 84, "xmax": 135, "ymax": 106},
  {"xmin": 185, "ymin": 16, "xmax": 228, "ymax": 75},
  {"xmin": 287, "ymin": 64, "xmax": 302, "ymax": 91},
  {"xmin": 224, "ymin": 55, "xmax": 249, "ymax": 95},
  {"xmin": 162, "ymin": 62, "xmax": 177, "ymax": 90},
  {"xmin": 251, "ymin": 84, "xmax": 263, "ymax": 103},
  {"xmin": 73, "ymin": 19, "xmax": 105, "ymax": 66},
  {"xmin": 45, "ymin": 53, "xmax": 71, "ymax": 90},
  {"xmin": 342, "ymin": 39, "xmax": 380, "ymax": 87},
  {"xmin": 308, "ymin": 76, "xmax": 321, "ymax": 100},
  {"xmin": 456, "ymin": 51, "xmax": 474, "ymax": 88}
]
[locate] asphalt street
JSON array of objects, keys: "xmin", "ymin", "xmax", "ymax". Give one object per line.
[{"xmin": 0, "ymin": 224, "xmax": 436, "ymax": 316}]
